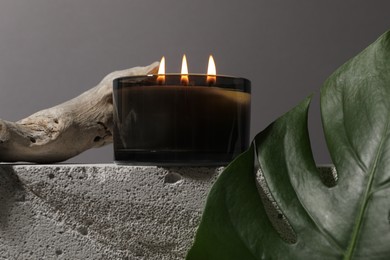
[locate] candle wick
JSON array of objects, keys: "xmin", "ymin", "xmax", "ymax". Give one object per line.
[
  {"xmin": 207, "ymin": 76, "xmax": 216, "ymax": 86},
  {"xmin": 181, "ymin": 75, "xmax": 189, "ymax": 86},
  {"xmin": 157, "ymin": 75, "xmax": 165, "ymax": 85}
]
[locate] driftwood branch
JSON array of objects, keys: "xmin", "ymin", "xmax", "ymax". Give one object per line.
[{"xmin": 0, "ymin": 62, "xmax": 159, "ymax": 163}]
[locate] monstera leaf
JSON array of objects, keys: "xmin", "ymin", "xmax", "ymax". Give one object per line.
[{"xmin": 186, "ymin": 31, "xmax": 390, "ymax": 259}]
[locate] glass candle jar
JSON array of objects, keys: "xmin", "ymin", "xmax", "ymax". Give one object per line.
[{"xmin": 112, "ymin": 74, "xmax": 251, "ymax": 166}]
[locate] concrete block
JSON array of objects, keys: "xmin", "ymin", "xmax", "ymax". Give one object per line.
[{"xmin": 0, "ymin": 164, "xmax": 336, "ymax": 259}]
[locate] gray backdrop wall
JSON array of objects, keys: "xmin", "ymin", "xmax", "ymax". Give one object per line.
[{"xmin": 1, "ymin": 0, "xmax": 389, "ymax": 164}]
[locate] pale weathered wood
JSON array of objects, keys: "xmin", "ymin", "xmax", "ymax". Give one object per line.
[{"xmin": 0, "ymin": 62, "xmax": 159, "ymax": 163}]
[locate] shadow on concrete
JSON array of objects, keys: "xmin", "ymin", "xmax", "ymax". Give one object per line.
[
  {"xmin": 0, "ymin": 165, "xmax": 26, "ymax": 228},
  {"xmin": 161, "ymin": 167, "xmax": 221, "ymax": 182}
]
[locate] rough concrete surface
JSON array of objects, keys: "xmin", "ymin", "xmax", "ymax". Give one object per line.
[{"xmin": 0, "ymin": 164, "xmax": 222, "ymax": 260}]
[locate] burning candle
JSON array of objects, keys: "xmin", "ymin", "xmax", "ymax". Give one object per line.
[
  {"xmin": 156, "ymin": 56, "xmax": 165, "ymax": 85},
  {"xmin": 207, "ymin": 55, "xmax": 216, "ymax": 85},
  {"xmin": 112, "ymin": 55, "xmax": 251, "ymax": 166},
  {"xmin": 180, "ymin": 55, "xmax": 189, "ymax": 86}
]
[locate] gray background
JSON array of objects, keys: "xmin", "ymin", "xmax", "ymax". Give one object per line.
[{"xmin": 0, "ymin": 0, "xmax": 389, "ymax": 164}]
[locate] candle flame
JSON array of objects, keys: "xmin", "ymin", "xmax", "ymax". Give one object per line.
[
  {"xmin": 181, "ymin": 54, "xmax": 189, "ymax": 85},
  {"xmin": 157, "ymin": 56, "xmax": 165, "ymax": 84},
  {"xmin": 207, "ymin": 55, "xmax": 216, "ymax": 75},
  {"xmin": 207, "ymin": 55, "xmax": 216, "ymax": 85},
  {"xmin": 158, "ymin": 56, "xmax": 165, "ymax": 75}
]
